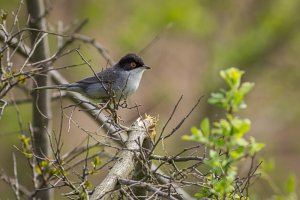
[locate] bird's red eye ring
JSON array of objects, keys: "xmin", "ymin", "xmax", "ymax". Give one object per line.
[{"xmin": 130, "ymin": 62, "xmax": 137, "ymax": 68}]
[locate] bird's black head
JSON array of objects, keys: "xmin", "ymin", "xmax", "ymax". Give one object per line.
[{"xmin": 117, "ymin": 53, "xmax": 150, "ymax": 71}]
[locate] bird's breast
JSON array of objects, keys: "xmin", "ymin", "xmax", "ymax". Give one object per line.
[{"xmin": 120, "ymin": 69, "xmax": 145, "ymax": 96}]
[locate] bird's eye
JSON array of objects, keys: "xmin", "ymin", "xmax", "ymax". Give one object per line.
[{"xmin": 130, "ymin": 62, "xmax": 137, "ymax": 68}]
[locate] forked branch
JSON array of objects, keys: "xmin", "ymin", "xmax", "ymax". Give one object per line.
[{"xmin": 91, "ymin": 116, "xmax": 155, "ymax": 200}]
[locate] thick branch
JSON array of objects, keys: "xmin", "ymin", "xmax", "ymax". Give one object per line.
[{"xmin": 90, "ymin": 117, "xmax": 153, "ymax": 200}]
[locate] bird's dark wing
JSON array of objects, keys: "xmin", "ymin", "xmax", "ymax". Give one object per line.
[{"xmin": 76, "ymin": 67, "xmax": 119, "ymax": 85}]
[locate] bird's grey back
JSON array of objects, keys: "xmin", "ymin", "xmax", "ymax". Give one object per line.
[
  {"xmin": 76, "ymin": 66, "xmax": 119, "ymax": 85},
  {"xmin": 74, "ymin": 66, "xmax": 130, "ymax": 99}
]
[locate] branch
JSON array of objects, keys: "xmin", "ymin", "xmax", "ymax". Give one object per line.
[
  {"xmin": 150, "ymin": 155, "xmax": 204, "ymax": 162},
  {"xmin": 118, "ymin": 178, "xmax": 178, "ymax": 200},
  {"xmin": 90, "ymin": 116, "xmax": 154, "ymax": 200},
  {"xmin": 72, "ymin": 33, "xmax": 115, "ymax": 66},
  {"xmin": 151, "ymin": 167, "xmax": 194, "ymax": 200},
  {"xmin": 0, "ymin": 173, "xmax": 32, "ymax": 198}
]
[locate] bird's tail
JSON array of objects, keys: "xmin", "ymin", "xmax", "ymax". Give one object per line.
[{"xmin": 34, "ymin": 84, "xmax": 74, "ymax": 91}]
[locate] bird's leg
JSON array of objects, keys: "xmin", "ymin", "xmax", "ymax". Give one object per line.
[{"xmin": 99, "ymin": 98, "xmax": 121, "ymax": 124}]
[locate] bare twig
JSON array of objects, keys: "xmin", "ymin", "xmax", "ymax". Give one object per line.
[
  {"xmin": 0, "ymin": 173, "xmax": 32, "ymax": 198},
  {"xmin": 150, "ymin": 155, "xmax": 204, "ymax": 162},
  {"xmin": 139, "ymin": 22, "xmax": 173, "ymax": 55},
  {"xmin": 13, "ymin": 153, "xmax": 20, "ymax": 200},
  {"xmin": 73, "ymin": 33, "xmax": 115, "ymax": 66},
  {"xmin": 118, "ymin": 178, "xmax": 178, "ymax": 200}
]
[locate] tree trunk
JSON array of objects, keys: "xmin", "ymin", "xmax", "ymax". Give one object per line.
[{"xmin": 26, "ymin": 0, "xmax": 53, "ymax": 199}]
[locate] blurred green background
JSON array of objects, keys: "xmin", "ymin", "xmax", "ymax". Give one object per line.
[{"xmin": 1, "ymin": 0, "xmax": 300, "ymax": 199}]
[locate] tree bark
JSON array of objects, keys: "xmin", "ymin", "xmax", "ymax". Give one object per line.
[{"xmin": 26, "ymin": 0, "xmax": 53, "ymax": 199}]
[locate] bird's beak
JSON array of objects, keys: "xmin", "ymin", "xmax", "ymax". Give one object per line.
[{"xmin": 143, "ymin": 64, "xmax": 151, "ymax": 69}]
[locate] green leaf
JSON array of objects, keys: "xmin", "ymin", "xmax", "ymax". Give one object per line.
[
  {"xmin": 55, "ymin": 169, "xmax": 64, "ymax": 177},
  {"xmin": 35, "ymin": 165, "xmax": 42, "ymax": 175},
  {"xmin": 220, "ymin": 67, "xmax": 244, "ymax": 88},
  {"xmin": 18, "ymin": 74, "xmax": 26, "ymax": 84},
  {"xmin": 235, "ymin": 138, "xmax": 249, "ymax": 147},
  {"xmin": 89, "ymin": 169, "xmax": 100, "ymax": 175},
  {"xmin": 92, "ymin": 156, "xmax": 101, "ymax": 168},
  {"xmin": 49, "ymin": 168, "xmax": 57, "ymax": 176},
  {"xmin": 210, "ymin": 92, "xmax": 224, "ymax": 99},
  {"xmin": 200, "ymin": 118, "xmax": 210, "ymax": 137},
  {"xmin": 41, "ymin": 160, "xmax": 50, "ymax": 168},
  {"xmin": 85, "ymin": 181, "xmax": 93, "ymax": 190},
  {"xmin": 219, "ymin": 119, "xmax": 231, "ymax": 136},
  {"xmin": 181, "ymin": 127, "xmax": 199, "ymax": 141},
  {"xmin": 1, "ymin": 11, "xmax": 8, "ymax": 22},
  {"xmin": 238, "ymin": 101, "xmax": 247, "ymax": 110},
  {"xmin": 19, "ymin": 135, "xmax": 30, "ymax": 147},
  {"xmin": 231, "ymin": 117, "xmax": 251, "ymax": 137},
  {"xmin": 191, "ymin": 126, "xmax": 200, "ymax": 138},
  {"xmin": 209, "ymin": 149, "xmax": 217, "ymax": 158},
  {"xmin": 214, "ymin": 138, "xmax": 225, "ymax": 148},
  {"xmin": 208, "ymin": 92, "xmax": 225, "ymax": 107},
  {"xmin": 285, "ymin": 174, "xmax": 296, "ymax": 193},
  {"xmin": 181, "ymin": 135, "xmax": 192, "ymax": 141},
  {"xmin": 230, "ymin": 146, "xmax": 245, "ymax": 160},
  {"xmin": 182, "ymin": 126, "xmax": 210, "ymax": 143},
  {"xmin": 227, "ymin": 167, "xmax": 237, "ymax": 181},
  {"xmin": 239, "ymin": 82, "xmax": 255, "ymax": 96},
  {"xmin": 230, "ymin": 151, "xmax": 241, "ymax": 160},
  {"xmin": 210, "ymin": 68, "xmax": 254, "ymax": 113},
  {"xmin": 249, "ymin": 137, "xmax": 265, "ymax": 156},
  {"xmin": 19, "ymin": 135, "xmax": 32, "ymax": 158}
]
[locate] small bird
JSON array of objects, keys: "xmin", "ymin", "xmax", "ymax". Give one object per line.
[{"xmin": 34, "ymin": 53, "xmax": 150, "ymax": 102}]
